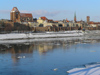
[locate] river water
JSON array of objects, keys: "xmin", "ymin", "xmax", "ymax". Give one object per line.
[{"xmin": 0, "ymin": 38, "xmax": 100, "ymax": 75}]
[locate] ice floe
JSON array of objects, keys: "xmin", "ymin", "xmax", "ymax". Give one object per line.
[{"xmin": 67, "ymin": 63, "xmax": 100, "ymax": 75}]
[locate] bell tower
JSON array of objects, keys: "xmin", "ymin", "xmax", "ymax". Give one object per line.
[
  {"xmin": 87, "ymin": 16, "xmax": 90, "ymax": 24},
  {"xmin": 74, "ymin": 12, "xmax": 76, "ymax": 22},
  {"xmin": 10, "ymin": 7, "xmax": 20, "ymax": 22}
]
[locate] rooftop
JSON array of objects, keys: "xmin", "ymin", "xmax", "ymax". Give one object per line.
[
  {"xmin": 20, "ymin": 13, "xmax": 33, "ymax": 18},
  {"xmin": 11, "ymin": 7, "xmax": 19, "ymax": 12}
]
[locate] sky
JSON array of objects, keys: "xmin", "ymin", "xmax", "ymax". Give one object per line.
[{"xmin": 0, "ymin": 0, "xmax": 100, "ymax": 22}]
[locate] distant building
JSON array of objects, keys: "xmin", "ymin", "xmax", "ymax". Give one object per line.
[
  {"xmin": 33, "ymin": 18, "xmax": 37, "ymax": 22},
  {"xmin": 87, "ymin": 16, "xmax": 90, "ymax": 24},
  {"xmin": 10, "ymin": 7, "xmax": 33, "ymax": 22},
  {"xmin": 37, "ymin": 16, "xmax": 54, "ymax": 24},
  {"xmin": 37, "ymin": 17, "xmax": 47, "ymax": 24},
  {"xmin": 74, "ymin": 12, "xmax": 76, "ymax": 22}
]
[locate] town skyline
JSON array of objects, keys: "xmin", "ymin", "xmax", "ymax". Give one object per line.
[{"xmin": 0, "ymin": 0, "xmax": 100, "ymax": 22}]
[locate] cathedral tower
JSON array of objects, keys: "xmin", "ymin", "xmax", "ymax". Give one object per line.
[{"xmin": 10, "ymin": 7, "xmax": 20, "ymax": 22}]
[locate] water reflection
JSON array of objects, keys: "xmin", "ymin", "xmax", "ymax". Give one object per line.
[
  {"xmin": 0, "ymin": 39, "xmax": 100, "ymax": 75},
  {"xmin": 0, "ymin": 39, "xmax": 100, "ymax": 60}
]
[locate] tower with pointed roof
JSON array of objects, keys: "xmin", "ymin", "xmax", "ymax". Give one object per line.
[{"xmin": 74, "ymin": 12, "xmax": 76, "ymax": 22}]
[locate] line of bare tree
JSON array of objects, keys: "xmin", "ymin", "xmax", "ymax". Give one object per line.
[{"xmin": 0, "ymin": 22, "xmax": 32, "ymax": 33}]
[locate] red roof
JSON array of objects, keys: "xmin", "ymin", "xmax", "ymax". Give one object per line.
[
  {"xmin": 20, "ymin": 13, "xmax": 33, "ymax": 18},
  {"xmin": 41, "ymin": 17, "xmax": 48, "ymax": 20},
  {"xmin": 89, "ymin": 21, "xmax": 100, "ymax": 24},
  {"xmin": 54, "ymin": 21, "xmax": 59, "ymax": 22},
  {"xmin": 66, "ymin": 19, "xmax": 69, "ymax": 22},
  {"xmin": 48, "ymin": 19, "xmax": 53, "ymax": 22}
]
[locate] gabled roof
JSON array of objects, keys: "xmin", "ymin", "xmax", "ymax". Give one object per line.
[
  {"xmin": 48, "ymin": 19, "xmax": 54, "ymax": 22},
  {"xmin": 54, "ymin": 21, "xmax": 59, "ymax": 23},
  {"xmin": 48, "ymin": 19, "xmax": 53, "ymax": 21},
  {"xmin": 41, "ymin": 17, "xmax": 48, "ymax": 20},
  {"xmin": 20, "ymin": 13, "xmax": 33, "ymax": 18},
  {"xmin": 11, "ymin": 7, "xmax": 19, "ymax": 12},
  {"xmin": 66, "ymin": 19, "xmax": 69, "ymax": 22}
]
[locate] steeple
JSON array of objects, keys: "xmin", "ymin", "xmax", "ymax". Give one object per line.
[{"xmin": 74, "ymin": 12, "xmax": 76, "ymax": 22}]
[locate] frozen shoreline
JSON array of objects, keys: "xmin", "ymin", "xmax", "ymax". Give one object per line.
[
  {"xmin": 0, "ymin": 30, "xmax": 83, "ymax": 40},
  {"xmin": 0, "ymin": 30, "xmax": 100, "ymax": 43},
  {"xmin": 67, "ymin": 62, "xmax": 100, "ymax": 75},
  {"xmin": 0, "ymin": 37, "xmax": 84, "ymax": 44}
]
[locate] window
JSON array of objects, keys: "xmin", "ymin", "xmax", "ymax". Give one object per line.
[
  {"xmin": 76, "ymin": 24, "xmax": 78, "ymax": 27},
  {"xmin": 82, "ymin": 24, "xmax": 84, "ymax": 27},
  {"xmin": 16, "ymin": 12, "xmax": 18, "ymax": 19},
  {"xmin": 73, "ymin": 24, "xmax": 75, "ymax": 27},
  {"xmin": 39, "ymin": 24, "xmax": 43, "ymax": 27},
  {"xmin": 58, "ymin": 24, "xmax": 63, "ymax": 27},
  {"xmin": 67, "ymin": 24, "xmax": 69, "ymax": 27}
]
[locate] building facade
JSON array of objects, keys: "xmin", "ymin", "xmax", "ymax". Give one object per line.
[
  {"xmin": 87, "ymin": 16, "xmax": 90, "ymax": 24},
  {"xmin": 10, "ymin": 7, "xmax": 33, "ymax": 22}
]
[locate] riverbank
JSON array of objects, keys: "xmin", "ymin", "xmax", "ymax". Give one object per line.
[
  {"xmin": 0, "ymin": 30, "xmax": 100, "ymax": 40},
  {"xmin": 0, "ymin": 30, "xmax": 83, "ymax": 40},
  {"xmin": 0, "ymin": 39, "xmax": 100, "ymax": 75},
  {"xmin": 67, "ymin": 62, "xmax": 100, "ymax": 75}
]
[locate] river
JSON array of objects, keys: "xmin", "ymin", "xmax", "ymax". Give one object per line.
[{"xmin": 0, "ymin": 39, "xmax": 100, "ymax": 75}]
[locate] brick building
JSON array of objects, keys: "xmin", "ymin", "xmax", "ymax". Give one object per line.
[
  {"xmin": 87, "ymin": 16, "xmax": 90, "ymax": 24},
  {"xmin": 10, "ymin": 7, "xmax": 33, "ymax": 22}
]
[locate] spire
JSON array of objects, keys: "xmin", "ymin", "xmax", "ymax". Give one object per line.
[
  {"xmin": 74, "ymin": 12, "xmax": 76, "ymax": 18},
  {"xmin": 74, "ymin": 12, "xmax": 76, "ymax": 22}
]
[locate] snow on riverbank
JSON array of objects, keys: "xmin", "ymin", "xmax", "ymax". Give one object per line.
[
  {"xmin": 0, "ymin": 33, "xmax": 26, "ymax": 40},
  {"xmin": 0, "ymin": 30, "xmax": 83, "ymax": 40},
  {"xmin": 1, "ymin": 30, "xmax": 100, "ymax": 40},
  {"xmin": 0, "ymin": 37, "xmax": 84, "ymax": 44},
  {"xmin": 67, "ymin": 63, "xmax": 100, "ymax": 75}
]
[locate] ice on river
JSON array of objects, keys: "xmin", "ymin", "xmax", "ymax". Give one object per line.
[{"xmin": 67, "ymin": 63, "xmax": 100, "ymax": 75}]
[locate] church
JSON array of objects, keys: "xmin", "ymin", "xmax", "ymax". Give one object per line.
[{"xmin": 10, "ymin": 7, "xmax": 33, "ymax": 22}]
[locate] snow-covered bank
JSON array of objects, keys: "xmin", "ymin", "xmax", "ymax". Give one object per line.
[
  {"xmin": 1, "ymin": 30, "xmax": 100, "ymax": 40},
  {"xmin": 0, "ymin": 30, "xmax": 83, "ymax": 40},
  {"xmin": 67, "ymin": 62, "xmax": 100, "ymax": 75},
  {"xmin": 0, "ymin": 37, "xmax": 84, "ymax": 44}
]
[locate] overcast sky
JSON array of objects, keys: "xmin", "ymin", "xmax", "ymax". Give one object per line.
[{"xmin": 0, "ymin": 0, "xmax": 100, "ymax": 22}]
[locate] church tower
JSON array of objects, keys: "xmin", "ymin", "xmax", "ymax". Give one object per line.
[
  {"xmin": 87, "ymin": 16, "xmax": 90, "ymax": 24},
  {"xmin": 10, "ymin": 7, "xmax": 20, "ymax": 22},
  {"xmin": 74, "ymin": 12, "xmax": 76, "ymax": 22}
]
